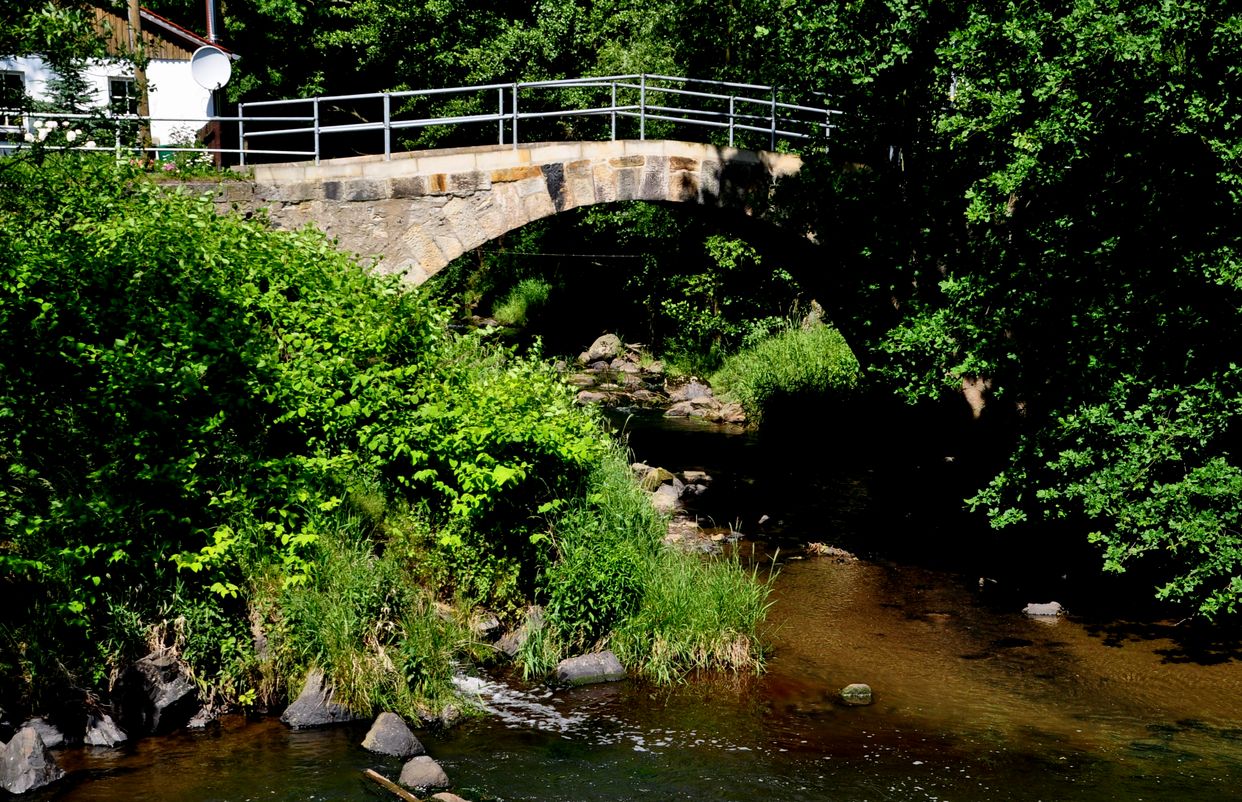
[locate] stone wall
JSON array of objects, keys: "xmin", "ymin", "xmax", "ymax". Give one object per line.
[{"xmin": 194, "ymin": 140, "xmax": 802, "ymax": 285}]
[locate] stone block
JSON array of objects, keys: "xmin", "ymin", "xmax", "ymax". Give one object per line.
[
  {"xmin": 608, "ymin": 155, "xmax": 645, "ymax": 168},
  {"xmin": 614, "ymin": 167, "xmax": 641, "ymax": 201},
  {"xmin": 489, "ymin": 165, "xmax": 543, "ymax": 183},
  {"xmin": 476, "ymin": 148, "xmax": 530, "ymax": 171},
  {"xmin": 699, "ymin": 159, "xmax": 721, "ymax": 200},
  {"xmin": 669, "ymin": 156, "xmax": 699, "ymax": 172},
  {"xmin": 621, "ymin": 139, "xmax": 666, "ymax": 157},
  {"xmin": 529, "ymin": 143, "xmax": 584, "ymax": 164},
  {"xmin": 639, "ymin": 158, "xmax": 668, "ymax": 201},
  {"xmin": 414, "ymin": 152, "xmax": 478, "ymax": 174},
  {"xmin": 515, "ymin": 175, "xmax": 548, "ymax": 198},
  {"xmin": 521, "ymin": 192, "xmax": 556, "ymax": 221},
  {"xmin": 592, "ymin": 163, "xmax": 616, "ymax": 203},
  {"xmin": 448, "ymin": 170, "xmax": 491, "ymax": 195},
  {"xmin": 444, "ymin": 197, "xmax": 488, "ymax": 251},
  {"xmin": 669, "ymin": 170, "xmax": 700, "ymax": 203},
  {"xmin": 391, "ymin": 175, "xmax": 429, "ymax": 198},
  {"xmin": 339, "ymin": 179, "xmax": 389, "ymax": 202}
]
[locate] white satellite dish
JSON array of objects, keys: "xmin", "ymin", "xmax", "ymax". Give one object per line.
[{"xmin": 190, "ymin": 45, "xmax": 232, "ymax": 90}]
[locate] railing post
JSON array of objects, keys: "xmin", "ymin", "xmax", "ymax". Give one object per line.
[
  {"xmin": 238, "ymin": 101, "xmax": 246, "ymax": 167},
  {"xmin": 498, "ymin": 87, "xmax": 504, "ymax": 145},
  {"xmin": 511, "ymin": 82, "xmax": 519, "ymax": 149},
  {"xmin": 383, "ymin": 93, "xmax": 392, "ymax": 161},
  {"xmin": 770, "ymin": 86, "xmax": 777, "ymax": 151},
  {"xmin": 639, "ymin": 74, "xmax": 647, "ymax": 140},
  {"xmin": 313, "ymin": 97, "xmax": 321, "ymax": 164},
  {"xmin": 728, "ymin": 95, "xmax": 735, "ymax": 147},
  {"xmin": 610, "ymin": 81, "xmax": 617, "ymax": 141}
]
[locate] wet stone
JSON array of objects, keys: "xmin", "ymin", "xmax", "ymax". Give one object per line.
[{"xmin": 840, "ymin": 683, "xmax": 873, "ymax": 706}]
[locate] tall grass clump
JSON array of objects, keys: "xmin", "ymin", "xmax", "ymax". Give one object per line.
[
  {"xmin": 611, "ymin": 550, "xmax": 775, "ymax": 683},
  {"xmin": 530, "ymin": 444, "xmax": 774, "ymax": 681},
  {"xmin": 711, "ymin": 323, "xmax": 861, "ymax": 422},
  {"xmin": 491, "ymin": 277, "xmax": 551, "ymax": 327}
]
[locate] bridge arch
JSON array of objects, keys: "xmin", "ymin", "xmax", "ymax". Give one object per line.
[{"xmin": 244, "ymin": 140, "xmax": 802, "ymax": 284}]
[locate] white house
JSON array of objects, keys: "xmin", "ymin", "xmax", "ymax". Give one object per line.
[{"xmin": 1, "ymin": 3, "xmax": 235, "ymax": 148}]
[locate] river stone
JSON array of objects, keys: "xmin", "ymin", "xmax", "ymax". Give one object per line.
[
  {"xmin": 639, "ymin": 466, "xmax": 677, "ymax": 491},
  {"xmin": 362, "ymin": 712, "xmax": 426, "ymax": 757},
  {"xmin": 651, "ymin": 484, "xmax": 682, "ymax": 514},
  {"xmin": 470, "ymin": 610, "xmax": 502, "ymax": 641},
  {"xmin": 119, "ymin": 653, "xmax": 198, "ymax": 734},
  {"xmin": 575, "ymin": 390, "xmax": 610, "ymax": 405},
  {"xmin": 398, "ymin": 755, "xmax": 450, "ymax": 790},
  {"xmin": 581, "ymin": 334, "xmax": 623, "ymax": 363},
  {"xmin": 1022, "ymin": 601, "xmax": 1065, "ymax": 618},
  {"xmin": 20, "ymin": 718, "xmax": 63, "ymax": 749},
  {"xmin": 668, "ymin": 381, "xmax": 713, "ymax": 402},
  {"xmin": 840, "ymin": 683, "xmax": 873, "ymax": 706},
  {"xmin": 280, "ymin": 669, "xmax": 363, "ymax": 729},
  {"xmin": 0, "ymin": 727, "xmax": 65, "ymax": 794},
  {"xmin": 84, "ymin": 713, "xmax": 127, "ymax": 747},
  {"xmin": 432, "ymin": 793, "xmax": 471, "ymax": 802},
  {"xmin": 554, "ymin": 651, "xmax": 627, "ymax": 687}
]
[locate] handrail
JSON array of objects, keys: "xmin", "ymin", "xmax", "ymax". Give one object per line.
[{"xmin": 1, "ymin": 74, "xmax": 841, "ymax": 166}]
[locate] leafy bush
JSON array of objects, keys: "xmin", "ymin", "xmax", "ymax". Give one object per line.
[
  {"xmin": 0, "ymin": 154, "xmax": 774, "ymax": 716},
  {"xmin": 711, "ymin": 323, "xmax": 861, "ymax": 422}
]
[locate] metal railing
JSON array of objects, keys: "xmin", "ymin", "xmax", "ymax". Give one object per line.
[
  {"xmin": 237, "ymin": 74, "xmax": 842, "ymax": 166},
  {"xmin": 0, "ymin": 75, "xmax": 842, "ymax": 167}
]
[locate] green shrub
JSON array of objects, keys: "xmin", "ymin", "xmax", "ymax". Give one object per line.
[
  {"xmin": 491, "ymin": 278, "xmax": 551, "ymax": 327},
  {"xmin": 711, "ymin": 323, "xmax": 861, "ymax": 422}
]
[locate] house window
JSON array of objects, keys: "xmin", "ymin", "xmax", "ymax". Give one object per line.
[
  {"xmin": 0, "ymin": 71, "xmax": 25, "ymax": 129},
  {"xmin": 109, "ymin": 78, "xmax": 139, "ymax": 115}
]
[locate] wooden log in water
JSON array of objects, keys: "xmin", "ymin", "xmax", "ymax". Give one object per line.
[{"xmin": 363, "ymin": 768, "xmax": 422, "ymax": 802}]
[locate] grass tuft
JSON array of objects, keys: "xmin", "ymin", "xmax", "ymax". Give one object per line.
[{"xmin": 710, "ymin": 323, "xmax": 860, "ymax": 422}]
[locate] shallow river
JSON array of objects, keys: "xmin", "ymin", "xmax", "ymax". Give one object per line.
[{"xmin": 42, "ymin": 413, "xmax": 1242, "ymax": 801}]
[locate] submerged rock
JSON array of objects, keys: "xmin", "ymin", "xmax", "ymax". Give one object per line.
[
  {"xmin": 1022, "ymin": 602, "xmax": 1065, "ymax": 619},
  {"xmin": 399, "ymin": 755, "xmax": 450, "ymax": 790},
  {"xmin": 431, "ymin": 793, "xmax": 472, "ymax": 802},
  {"xmin": 840, "ymin": 683, "xmax": 873, "ymax": 706},
  {"xmin": 0, "ymin": 727, "xmax": 65, "ymax": 794},
  {"xmin": 280, "ymin": 669, "xmax": 363, "ymax": 729},
  {"xmin": 83, "ymin": 713, "xmax": 127, "ymax": 747},
  {"xmin": 554, "ymin": 651, "xmax": 627, "ymax": 687},
  {"xmin": 362, "ymin": 712, "xmax": 425, "ymax": 758}
]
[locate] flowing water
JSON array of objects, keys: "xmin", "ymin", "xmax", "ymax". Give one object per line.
[{"xmin": 40, "ymin": 412, "xmax": 1242, "ymax": 801}]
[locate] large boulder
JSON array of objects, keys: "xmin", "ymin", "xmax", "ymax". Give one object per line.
[
  {"xmin": 398, "ymin": 756, "xmax": 449, "ymax": 791},
  {"xmin": 20, "ymin": 719, "xmax": 63, "ymax": 749},
  {"xmin": 280, "ymin": 669, "xmax": 364, "ymax": 729},
  {"xmin": 118, "ymin": 653, "xmax": 198, "ymax": 735},
  {"xmin": 361, "ymin": 712, "xmax": 425, "ymax": 758},
  {"xmin": 1, "ymin": 727, "xmax": 65, "ymax": 794},
  {"xmin": 578, "ymin": 334, "xmax": 623, "ymax": 364},
  {"xmin": 83, "ymin": 713, "xmax": 127, "ymax": 747},
  {"xmin": 554, "ymin": 651, "xmax": 627, "ymax": 687}
]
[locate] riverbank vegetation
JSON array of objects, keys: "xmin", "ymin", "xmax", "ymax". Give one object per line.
[{"xmin": 0, "ymin": 153, "xmax": 771, "ymax": 721}]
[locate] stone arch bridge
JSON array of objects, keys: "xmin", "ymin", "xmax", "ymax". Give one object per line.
[{"xmin": 209, "ymin": 140, "xmax": 803, "ymax": 284}]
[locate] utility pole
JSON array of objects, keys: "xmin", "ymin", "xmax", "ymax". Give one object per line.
[{"xmin": 127, "ymin": 0, "xmax": 152, "ymax": 155}]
